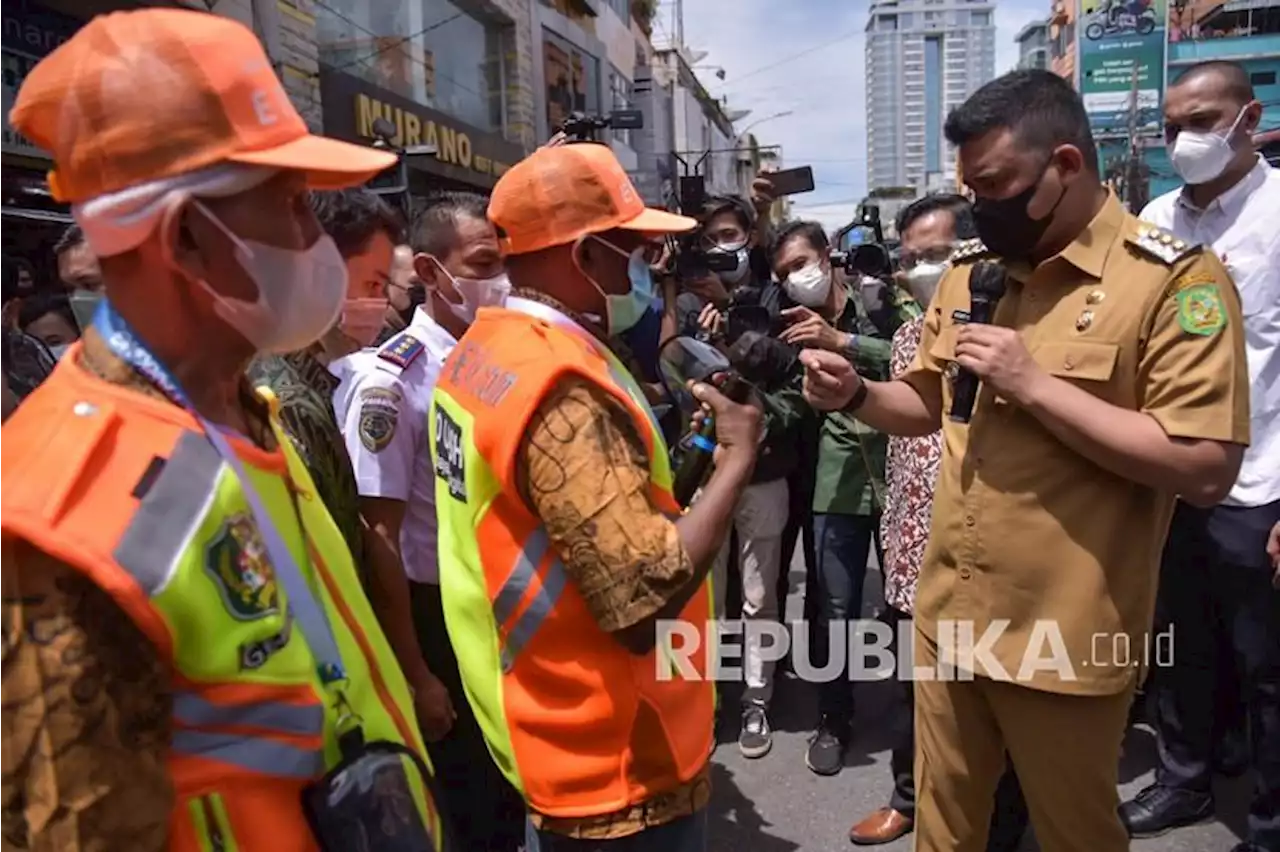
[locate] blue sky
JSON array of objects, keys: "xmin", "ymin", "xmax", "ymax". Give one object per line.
[{"xmin": 673, "ymin": 0, "xmax": 1051, "ymax": 231}]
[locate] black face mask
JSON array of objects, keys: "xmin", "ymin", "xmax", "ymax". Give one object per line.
[{"xmin": 972, "ymin": 160, "xmax": 1067, "ymax": 260}]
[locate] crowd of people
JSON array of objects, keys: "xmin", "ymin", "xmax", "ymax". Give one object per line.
[{"xmin": 1, "ymin": 8, "xmax": 1277, "ymax": 852}]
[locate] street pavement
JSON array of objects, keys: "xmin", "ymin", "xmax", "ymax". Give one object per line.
[{"xmin": 704, "ymin": 547, "xmax": 1253, "ymax": 852}]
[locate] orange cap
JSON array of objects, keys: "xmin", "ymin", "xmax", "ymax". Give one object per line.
[
  {"xmin": 489, "ymin": 144, "xmax": 696, "ymax": 255},
  {"xmin": 8, "ymin": 8, "xmax": 396, "ymax": 203}
]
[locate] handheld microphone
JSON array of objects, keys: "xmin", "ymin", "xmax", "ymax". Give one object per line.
[
  {"xmin": 672, "ymin": 372, "xmax": 751, "ymax": 507},
  {"xmin": 948, "ymin": 261, "xmax": 1008, "ymax": 424}
]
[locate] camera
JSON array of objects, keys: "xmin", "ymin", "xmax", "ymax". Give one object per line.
[
  {"xmin": 559, "ymin": 109, "xmax": 644, "ymax": 144},
  {"xmin": 833, "ymin": 203, "xmax": 893, "ymax": 279},
  {"xmin": 674, "ymin": 242, "xmax": 740, "ymax": 279},
  {"xmin": 365, "ymin": 117, "xmax": 438, "ymax": 206}
]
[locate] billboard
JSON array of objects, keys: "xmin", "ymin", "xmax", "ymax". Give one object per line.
[{"xmin": 1078, "ymin": 0, "xmax": 1169, "ymax": 137}]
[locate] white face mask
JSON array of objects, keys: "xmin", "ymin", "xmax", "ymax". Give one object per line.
[
  {"xmin": 433, "ymin": 258, "xmax": 510, "ymax": 324},
  {"xmin": 903, "ymin": 261, "xmax": 948, "ymax": 308},
  {"xmin": 338, "ymin": 297, "xmax": 389, "ymax": 348},
  {"xmin": 785, "ymin": 261, "xmax": 832, "ymax": 308},
  {"xmin": 190, "ymin": 201, "xmax": 348, "ymax": 354},
  {"xmin": 1168, "ymin": 106, "xmax": 1248, "ymax": 186}
]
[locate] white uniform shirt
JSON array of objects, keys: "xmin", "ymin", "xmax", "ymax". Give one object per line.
[
  {"xmin": 1141, "ymin": 156, "xmax": 1280, "ymax": 507},
  {"xmin": 330, "ymin": 307, "xmax": 457, "ymax": 583}
]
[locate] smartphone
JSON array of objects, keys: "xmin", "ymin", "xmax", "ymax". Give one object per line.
[
  {"xmin": 763, "ymin": 166, "xmax": 815, "ymax": 196},
  {"xmin": 726, "ymin": 305, "xmax": 773, "ymax": 341}
]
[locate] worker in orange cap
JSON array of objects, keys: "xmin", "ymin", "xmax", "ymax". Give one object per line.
[
  {"xmin": 1, "ymin": 9, "xmax": 448, "ymax": 850},
  {"xmin": 430, "ymin": 142, "xmax": 762, "ymax": 850}
]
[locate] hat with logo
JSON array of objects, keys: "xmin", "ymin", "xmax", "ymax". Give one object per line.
[
  {"xmin": 8, "ymin": 8, "xmax": 395, "ymax": 203},
  {"xmin": 489, "ymin": 144, "xmax": 696, "ymax": 256}
]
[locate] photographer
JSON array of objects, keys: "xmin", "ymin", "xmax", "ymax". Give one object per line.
[
  {"xmin": 679, "ymin": 195, "xmax": 804, "ymax": 760},
  {"xmin": 770, "ymin": 220, "xmax": 921, "ymax": 777}
]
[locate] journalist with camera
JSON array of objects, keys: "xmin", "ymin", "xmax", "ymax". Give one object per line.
[{"xmin": 768, "ymin": 220, "xmax": 921, "ymax": 777}]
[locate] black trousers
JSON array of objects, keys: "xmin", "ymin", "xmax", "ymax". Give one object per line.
[
  {"xmin": 1151, "ymin": 500, "xmax": 1280, "ymax": 850},
  {"xmin": 411, "ymin": 581, "xmax": 527, "ymax": 852},
  {"xmin": 883, "ymin": 607, "xmax": 1030, "ymax": 851}
]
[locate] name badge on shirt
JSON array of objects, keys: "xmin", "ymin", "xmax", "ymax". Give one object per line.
[{"xmin": 434, "ymin": 407, "xmax": 467, "ymax": 502}]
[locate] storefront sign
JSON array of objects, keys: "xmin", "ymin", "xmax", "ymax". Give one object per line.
[
  {"xmin": 319, "ymin": 67, "xmax": 524, "ymax": 189},
  {"xmin": 3, "ymin": 0, "xmax": 83, "ymax": 159},
  {"xmin": 1078, "ymin": 0, "xmax": 1168, "ymax": 137}
]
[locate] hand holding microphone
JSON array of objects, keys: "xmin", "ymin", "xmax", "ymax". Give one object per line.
[{"xmin": 952, "ymin": 262, "xmax": 1045, "ymax": 415}]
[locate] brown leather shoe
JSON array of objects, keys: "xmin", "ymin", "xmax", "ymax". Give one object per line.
[{"xmin": 848, "ymin": 807, "xmax": 914, "ymax": 845}]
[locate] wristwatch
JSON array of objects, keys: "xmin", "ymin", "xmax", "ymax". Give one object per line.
[{"xmin": 844, "ymin": 380, "xmax": 870, "ymax": 413}]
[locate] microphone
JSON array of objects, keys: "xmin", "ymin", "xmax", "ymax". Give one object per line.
[{"xmin": 948, "ymin": 261, "xmax": 1008, "ymax": 424}]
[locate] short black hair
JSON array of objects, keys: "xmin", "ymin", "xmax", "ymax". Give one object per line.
[
  {"xmin": 945, "ymin": 69, "xmax": 1099, "ymax": 175},
  {"xmin": 699, "ymin": 195, "xmax": 754, "ymax": 234},
  {"xmin": 53, "ymin": 224, "xmax": 84, "ymax": 259},
  {"xmin": 410, "ymin": 191, "xmax": 490, "ymax": 258},
  {"xmin": 309, "ymin": 189, "xmax": 405, "ymax": 258},
  {"xmin": 769, "ymin": 220, "xmax": 829, "ymax": 264},
  {"xmin": 1173, "ymin": 60, "xmax": 1255, "ymax": 106},
  {"xmin": 18, "ymin": 289, "xmax": 76, "ymax": 331},
  {"xmin": 896, "ymin": 194, "xmax": 977, "ymax": 241}
]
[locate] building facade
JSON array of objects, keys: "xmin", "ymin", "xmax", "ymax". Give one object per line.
[
  {"xmin": 1016, "ymin": 18, "xmax": 1051, "ymax": 70},
  {"xmin": 1049, "ymin": 0, "xmax": 1079, "ymax": 82},
  {"xmin": 652, "ymin": 45, "xmax": 741, "ymax": 199},
  {"xmin": 865, "ymin": 0, "xmax": 997, "ymax": 192},
  {"xmin": 313, "ymin": 0, "xmax": 535, "ymax": 198}
]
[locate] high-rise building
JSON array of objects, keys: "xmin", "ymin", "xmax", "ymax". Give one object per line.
[
  {"xmin": 865, "ymin": 0, "xmax": 997, "ymax": 192},
  {"xmin": 1015, "ymin": 19, "xmax": 1051, "ymax": 71}
]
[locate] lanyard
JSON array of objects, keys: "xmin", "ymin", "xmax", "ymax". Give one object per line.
[
  {"xmin": 94, "ymin": 301, "xmax": 347, "ymax": 685},
  {"xmin": 507, "ymin": 297, "xmax": 663, "ymax": 433}
]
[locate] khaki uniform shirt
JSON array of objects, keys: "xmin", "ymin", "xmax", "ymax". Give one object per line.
[{"xmin": 901, "ymin": 193, "xmax": 1250, "ymax": 696}]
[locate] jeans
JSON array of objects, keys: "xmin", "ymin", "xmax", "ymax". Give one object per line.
[
  {"xmin": 523, "ymin": 809, "xmax": 708, "ymax": 852},
  {"xmin": 812, "ymin": 512, "xmax": 883, "ymax": 724},
  {"xmin": 711, "ymin": 478, "xmax": 790, "ymax": 707}
]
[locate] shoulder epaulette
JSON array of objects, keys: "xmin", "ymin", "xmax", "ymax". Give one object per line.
[
  {"xmin": 376, "ymin": 332, "xmax": 425, "ymax": 370},
  {"xmin": 948, "ymin": 238, "xmax": 991, "ymax": 264},
  {"xmin": 1128, "ymin": 224, "xmax": 1201, "ymax": 266}
]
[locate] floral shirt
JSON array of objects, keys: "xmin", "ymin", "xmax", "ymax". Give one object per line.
[{"xmin": 880, "ymin": 315, "xmax": 942, "ymax": 614}]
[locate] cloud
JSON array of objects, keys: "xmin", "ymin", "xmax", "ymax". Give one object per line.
[{"xmin": 678, "ymin": 0, "xmax": 1049, "ymax": 234}]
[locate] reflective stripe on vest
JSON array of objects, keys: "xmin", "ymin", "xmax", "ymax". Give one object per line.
[
  {"xmin": 496, "ymin": 527, "xmax": 568, "ymax": 673},
  {"xmin": 113, "ymin": 431, "xmax": 222, "ymax": 594},
  {"xmin": 171, "ymin": 729, "xmax": 324, "ymax": 779},
  {"xmin": 173, "ymin": 692, "xmax": 324, "ymax": 738}
]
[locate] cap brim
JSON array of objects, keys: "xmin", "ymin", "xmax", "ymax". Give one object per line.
[
  {"xmin": 617, "ymin": 207, "xmax": 698, "ymax": 234},
  {"xmin": 228, "ymin": 134, "xmax": 398, "ymax": 189}
]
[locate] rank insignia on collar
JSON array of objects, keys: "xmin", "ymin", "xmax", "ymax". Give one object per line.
[
  {"xmin": 377, "ymin": 333, "xmax": 425, "ymax": 369},
  {"xmin": 1129, "ymin": 225, "xmax": 1200, "ymax": 265},
  {"xmin": 948, "ymin": 238, "xmax": 990, "ymax": 264}
]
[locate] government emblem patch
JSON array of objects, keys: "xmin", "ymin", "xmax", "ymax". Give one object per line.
[
  {"xmin": 1176, "ymin": 284, "xmax": 1226, "ymax": 337},
  {"xmin": 205, "ymin": 513, "xmax": 280, "ymax": 621}
]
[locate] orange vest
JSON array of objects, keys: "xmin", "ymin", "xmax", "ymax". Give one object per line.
[
  {"xmin": 431, "ymin": 305, "xmax": 714, "ymax": 819},
  {"xmin": 1, "ymin": 346, "xmax": 442, "ymax": 851}
]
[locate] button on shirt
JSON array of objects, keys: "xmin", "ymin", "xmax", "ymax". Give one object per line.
[
  {"xmin": 1141, "ymin": 156, "xmax": 1280, "ymax": 507},
  {"xmin": 331, "ymin": 307, "xmax": 457, "ymax": 584},
  {"xmin": 901, "ymin": 193, "xmax": 1251, "ymax": 695}
]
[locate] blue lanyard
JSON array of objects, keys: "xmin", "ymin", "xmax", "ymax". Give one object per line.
[{"xmin": 94, "ymin": 301, "xmax": 347, "ymax": 685}]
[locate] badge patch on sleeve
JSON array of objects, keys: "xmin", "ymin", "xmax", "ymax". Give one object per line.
[
  {"xmin": 1176, "ymin": 284, "xmax": 1226, "ymax": 337},
  {"xmin": 434, "ymin": 406, "xmax": 467, "ymax": 501},
  {"xmin": 358, "ymin": 390, "xmax": 400, "ymax": 453}
]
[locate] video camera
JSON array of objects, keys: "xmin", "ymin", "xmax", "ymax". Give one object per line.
[
  {"xmin": 365, "ymin": 117, "xmax": 438, "ymax": 216},
  {"xmin": 833, "ymin": 202, "xmax": 893, "ymax": 279},
  {"xmin": 559, "ymin": 109, "xmax": 644, "ymax": 144}
]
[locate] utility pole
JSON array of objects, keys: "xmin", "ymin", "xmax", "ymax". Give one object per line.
[{"xmin": 1122, "ymin": 63, "xmax": 1148, "ymax": 213}]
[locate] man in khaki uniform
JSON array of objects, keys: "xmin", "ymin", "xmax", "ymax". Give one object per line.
[{"xmin": 801, "ymin": 69, "xmax": 1250, "ymax": 852}]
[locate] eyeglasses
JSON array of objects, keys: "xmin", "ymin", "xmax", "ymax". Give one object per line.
[{"xmin": 898, "ymin": 244, "xmax": 956, "ymax": 270}]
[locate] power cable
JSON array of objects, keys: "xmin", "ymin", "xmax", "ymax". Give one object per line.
[{"xmin": 704, "ymin": 25, "xmax": 864, "ymax": 93}]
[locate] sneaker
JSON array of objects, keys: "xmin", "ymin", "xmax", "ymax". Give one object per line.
[
  {"xmin": 805, "ymin": 715, "xmax": 848, "ymax": 776},
  {"xmin": 738, "ymin": 704, "xmax": 773, "ymax": 758}
]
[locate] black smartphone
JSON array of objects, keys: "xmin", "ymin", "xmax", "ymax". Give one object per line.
[{"xmin": 763, "ymin": 166, "xmax": 815, "ymax": 196}]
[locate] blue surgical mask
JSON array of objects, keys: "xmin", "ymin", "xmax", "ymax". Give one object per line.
[
  {"xmin": 577, "ymin": 235, "xmax": 656, "ymax": 337},
  {"xmin": 49, "ymin": 343, "xmax": 71, "ymax": 361}
]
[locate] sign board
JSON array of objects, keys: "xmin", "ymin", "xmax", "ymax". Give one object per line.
[
  {"xmin": 3, "ymin": 0, "xmax": 83, "ymax": 159},
  {"xmin": 1078, "ymin": 0, "xmax": 1168, "ymax": 136}
]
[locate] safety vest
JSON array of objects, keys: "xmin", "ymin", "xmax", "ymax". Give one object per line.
[
  {"xmin": 0, "ymin": 346, "xmax": 445, "ymax": 852},
  {"xmin": 430, "ymin": 304, "xmax": 715, "ymax": 819}
]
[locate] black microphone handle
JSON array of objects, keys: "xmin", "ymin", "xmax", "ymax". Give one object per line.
[
  {"xmin": 672, "ymin": 374, "xmax": 749, "ymax": 507},
  {"xmin": 947, "ymin": 297, "xmax": 999, "ymax": 424}
]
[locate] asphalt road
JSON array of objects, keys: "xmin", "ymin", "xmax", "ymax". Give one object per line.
[{"xmin": 703, "ymin": 547, "xmax": 1254, "ymax": 852}]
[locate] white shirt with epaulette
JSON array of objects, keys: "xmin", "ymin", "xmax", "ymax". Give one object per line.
[{"xmin": 329, "ymin": 306, "xmax": 457, "ymax": 584}]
